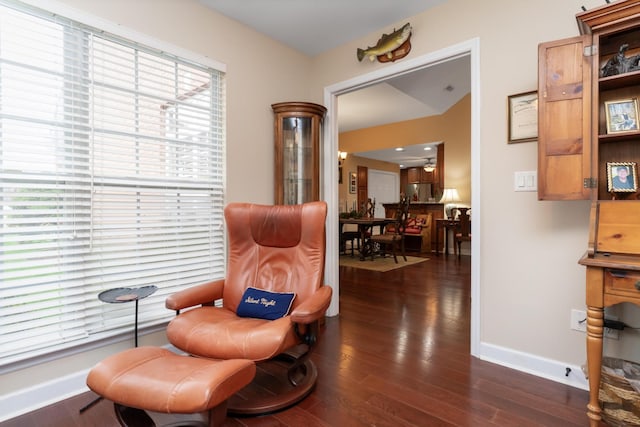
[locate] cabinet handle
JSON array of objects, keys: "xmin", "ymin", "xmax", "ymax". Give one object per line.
[
  {"xmin": 610, "ymin": 270, "xmax": 628, "ymax": 278},
  {"xmin": 635, "ymin": 281, "xmax": 640, "ymax": 291}
]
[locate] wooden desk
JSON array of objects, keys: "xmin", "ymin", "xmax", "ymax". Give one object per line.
[
  {"xmin": 579, "ymin": 253, "xmax": 640, "ymax": 426},
  {"xmin": 578, "ymin": 201, "xmax": 640, "ymax": 426},
  {"xmin": 435, "ymin": 218, "xmax": 459, "ymax": 255},
  {"xmin": 339, "ymin": 217, "xmax": 392, "ymax": 260}
]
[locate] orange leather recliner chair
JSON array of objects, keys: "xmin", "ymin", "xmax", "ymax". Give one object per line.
[{"xmin": 165, "ymin": 201, "xmax": 332, "ymax": 415}]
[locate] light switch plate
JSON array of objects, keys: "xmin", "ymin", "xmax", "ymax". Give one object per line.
[{"xmin": 514, "ymin": 171, "xmax": 537, "ymax": 192}]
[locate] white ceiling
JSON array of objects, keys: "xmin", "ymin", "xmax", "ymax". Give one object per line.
[
  {"xmin": 338, "ymin": 55, "xmax": 470, "ymax": 133},
  {"xmin": 343, "ymin": 55, "xmax": 469, "ymax": 168},
  {"xmin": 198, "ymin": 0, "xmax": 469, "ymax": 167},
  {"xmin": 198, "ymin": 0, "xmax": 446, "ymax": 56},
  {"xmin": 354, "ymin": 142, "xmax": 442, "ymax": 169}
]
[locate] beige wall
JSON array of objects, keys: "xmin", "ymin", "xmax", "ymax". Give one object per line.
[
  {"xmin": 5, "ymin": 0, "xmax": 640, "ymax": 415},
  {"xmin": 339, "ymin": 95, "xmax": 471, "ymax": 205}
]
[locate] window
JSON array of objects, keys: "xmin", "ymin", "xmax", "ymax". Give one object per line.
[{"xmin": 0, "ymin": 1, "xmax": 225, "ymax": 367}]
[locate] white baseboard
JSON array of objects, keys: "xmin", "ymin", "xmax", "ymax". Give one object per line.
[
  {"xmin": 0, "ymin": 343, "xmax": 183, "ymax": 423},
  {"xmin": 0, "ymin": 369, "xmax": 90, "ymax": 422},
  {"xmin": 478, "ymin": 341, "xmax": 588, "ymax": 391}
]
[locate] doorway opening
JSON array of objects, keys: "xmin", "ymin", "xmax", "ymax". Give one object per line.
[{"xmin": 323, "ymin": 38, "xmax": 481, "ymax": 356}]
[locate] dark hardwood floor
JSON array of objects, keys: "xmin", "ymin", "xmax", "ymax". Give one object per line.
[{"xmin": 1, "ymin": 254, "xmax": 594, "ymax": 427}]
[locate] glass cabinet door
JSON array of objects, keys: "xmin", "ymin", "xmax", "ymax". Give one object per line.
[
  {"xmin": 282, "ymin": 116, "xmax": 313, "ymax": 204},
  {"xmin": 272, "ymin": 102, "xmax": 326, "ymax": 205}
]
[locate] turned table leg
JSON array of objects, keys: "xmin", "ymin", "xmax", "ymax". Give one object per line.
[{"xmin": 586, "ymin": 305, "xmax": 604, "ymax": 427}]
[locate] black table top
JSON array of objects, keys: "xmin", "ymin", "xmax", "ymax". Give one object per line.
[{"xmin": 98, "ymin": 285, "xmax": 157, "ymax": 303}]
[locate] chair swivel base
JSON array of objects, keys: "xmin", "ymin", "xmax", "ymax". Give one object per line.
[
  {"xmin": 228, "ymin": 353, "xmax": 318, "ymax": 416},
  {"xmin": 114, "ymin": 403, "xmax": 214, "ymax": 427}
]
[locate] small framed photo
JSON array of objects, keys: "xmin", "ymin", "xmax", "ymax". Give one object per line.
[
  {"xmin": 605, "ymin": 99, "xmax": 639, "ymax": 133},
  {"xmin": 607, "ymin": 162, "xmax": 638, "ymax": 192},
  {"xmin": 349, "ymin": 171, "xmax": 357, "ymax": 194},
  {"xmin": 508, "ymin": 91, "xmax": 538, "ymax": 143}
]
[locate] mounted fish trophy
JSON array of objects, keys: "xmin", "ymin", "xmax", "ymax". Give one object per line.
[{"xmin": 357, "ymin": 23, "xmax": 412, "ymax": 63}]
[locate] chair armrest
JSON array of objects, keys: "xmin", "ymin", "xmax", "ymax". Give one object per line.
[
  {"xmin": 290, "ymin": 285, "xmax": 332, "ymax": 324},
  {"xmin": 165, "ymin": 279, "xmax": 225, "ymax": 311}
]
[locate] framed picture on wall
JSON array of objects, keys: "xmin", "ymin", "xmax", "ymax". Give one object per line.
[
  {"xmin": 605, "ymin": 99, "xmax": 639, "ymax": 133},
  {"xmin": 607, "ymin": 162, "xmax": 638, "ymax": 192},
  {"xmin": 508, "ymin": 90, "xmax": 538, "ymax": 143},
  {"xmin": 349, "ymin": 171, "xmax": 357, "ymax": 194}
]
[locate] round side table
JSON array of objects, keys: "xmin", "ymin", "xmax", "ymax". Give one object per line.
[{"xmin": 97, "ymin": 285, "xmax": 158, "ymax": 347}]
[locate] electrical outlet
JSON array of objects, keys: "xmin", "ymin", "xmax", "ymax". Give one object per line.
[
  {"xmin": 570, "ymin": 309, "xmax": 619, "ymax": 339},
  {"xmin": 570, "ymin": 309, "xmax": 587, "ymax": 332}
]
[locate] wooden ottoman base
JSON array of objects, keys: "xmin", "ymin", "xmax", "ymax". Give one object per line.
[{"xmin": 86, "ymin": 347, "xmax": 256, "ymax": 427}]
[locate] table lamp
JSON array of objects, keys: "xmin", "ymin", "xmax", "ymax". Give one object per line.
[{"xmin": 439, "ymin": 188, "xmax": 460, "ymax": 219}]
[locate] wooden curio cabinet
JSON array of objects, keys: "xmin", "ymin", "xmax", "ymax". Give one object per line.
[
  {"xmin": 539, "ymin": 2, "xmax": 640, "ymax": 425},
  {"xmin": 272, "ymin": 102, "xmax": 326, "ymax": 205}
]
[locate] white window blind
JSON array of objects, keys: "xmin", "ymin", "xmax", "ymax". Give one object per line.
[{"xmin": 0, "ymin": 1, "xmax": 226, "ymax": 367}]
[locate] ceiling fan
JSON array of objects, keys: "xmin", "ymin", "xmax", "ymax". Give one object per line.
[{"xmin": 423, "ymin": 157, "xmax": 436, "ymax": 172}]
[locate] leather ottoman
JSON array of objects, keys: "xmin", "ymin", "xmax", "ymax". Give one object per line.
[{"xmin": 86, "ymin": 346, "xmax": 255, "ymax": 427}]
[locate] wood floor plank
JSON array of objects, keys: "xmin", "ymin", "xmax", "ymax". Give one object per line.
[
  {"xmin": 364, "ymin": 392, "xmax": 459, "ymax": 426},
  {"xmin": 1, "ymin": 254, "xmax": 599, "ymax": 427}
]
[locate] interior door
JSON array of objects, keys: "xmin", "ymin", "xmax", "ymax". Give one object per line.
[{"xmin": 368, "ymin": 169, "xmax": 399, "ymax": 218}]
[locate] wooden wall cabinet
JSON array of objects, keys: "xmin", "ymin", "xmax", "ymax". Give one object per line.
[
  {"xmin": 538, "ymin": 35, "xmax": 592, "ymax": 200},
  {"xmin": 405, "ymin": 167, "xmax": 435, "ymax": 184},
  {"xmin": 400, "ymin": 168, "xmax": 408, "ymax": 192},
  {"xmin": 406, "ymin": 167, "xmax": 424, "ymax": 183},
  {"xmin": 272, "ymin": 102, "xmax": 326, "ymax": 205},
  {"xmin": 538, "ymin": 0, "xmax": 640, "ymax": 202},
  {"xmin": 398, "ymin": 143, "xmax": 445, "ymax": 199},
  {"xmin": 422, "ymin": 169, "xmax": 435, "ymax": 183}
]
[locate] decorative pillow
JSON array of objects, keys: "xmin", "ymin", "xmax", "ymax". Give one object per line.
[{"xmin": 236, "ymin": 287, "xmax": 296, "ymax": 320}]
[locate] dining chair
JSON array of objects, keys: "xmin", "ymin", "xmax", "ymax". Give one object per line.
[
  {"xmin": 370, "ymin": 196, "xmax": 409, "ymax": 263},
  {"xmin": 352, "ymin": 198, "xmax": 376, "ymax": 250},
  {"xmin": 341, "ymin": 225, "xmax": 360, "ymax": 257},
  {"xmin": 363, "ymin": 198, "xmax": 375, "ymax": 218},
  {"xmin": 453, "ymin": 207, "xmax": 471, "ymax": 259}
]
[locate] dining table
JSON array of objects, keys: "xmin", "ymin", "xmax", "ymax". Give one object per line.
[{"xmin": 339, "ymin": 217, "xmax": 394, "ymax": 260}]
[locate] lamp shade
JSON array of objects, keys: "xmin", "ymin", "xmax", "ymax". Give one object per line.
[{"xmin": 439, "ymin": 188, "xmax": 461, "ymax": 204}]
